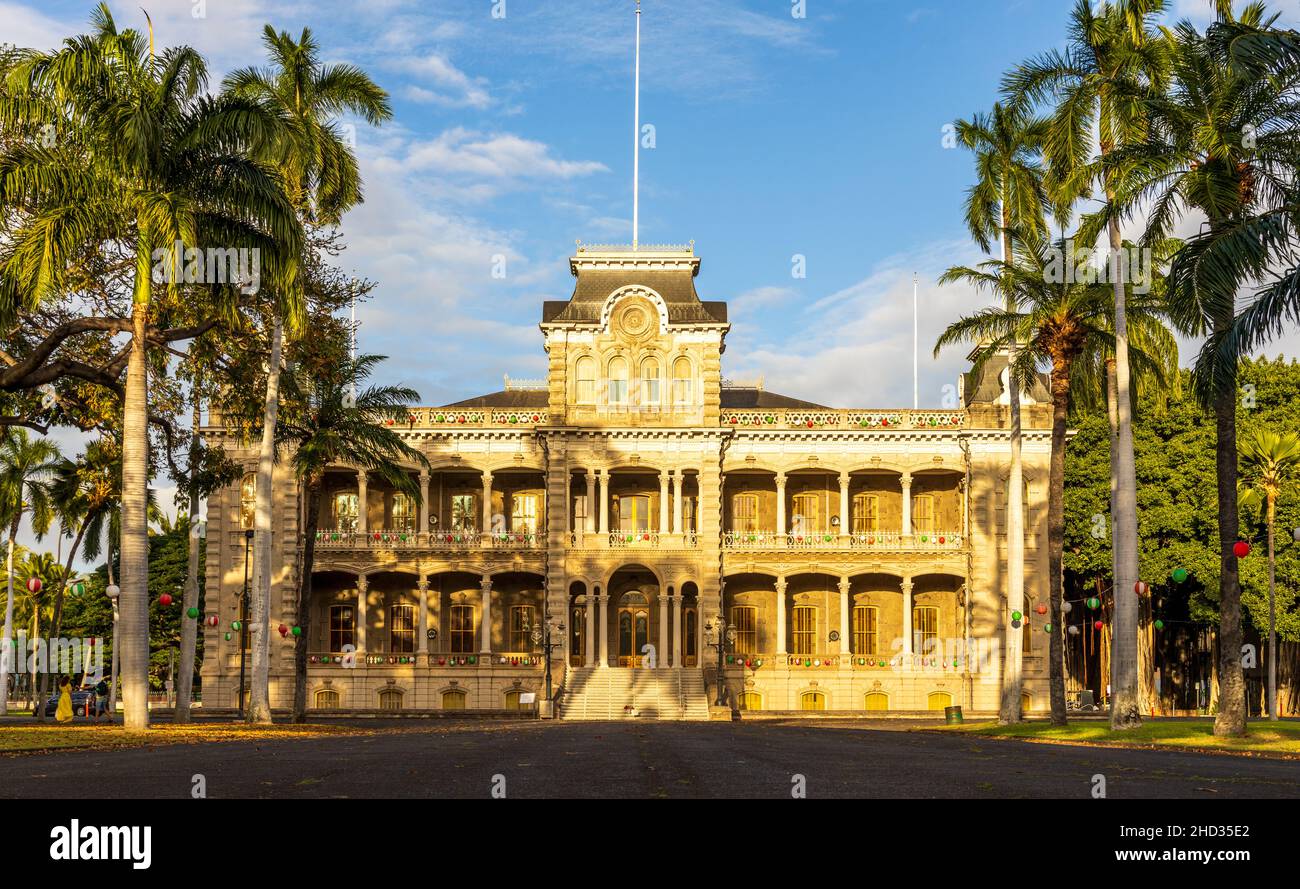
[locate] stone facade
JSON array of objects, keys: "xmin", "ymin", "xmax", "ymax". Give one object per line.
[{"xmin": 199, "ymin": 244, "xmax": 1054, "ymax": 715}]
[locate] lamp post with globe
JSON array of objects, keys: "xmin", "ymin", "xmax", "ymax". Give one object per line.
[
  {"xmin": 705, "ymin": 617, "xmax": 737, "ymax": 707},
  {"xmin": 528, "ymin": 615, "xmax": 565, "ymax": 718}
]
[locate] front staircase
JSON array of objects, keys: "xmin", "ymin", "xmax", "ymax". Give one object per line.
[{"xmin": 559, "ymin": 667, "xmax": 711, "ymax": 720}]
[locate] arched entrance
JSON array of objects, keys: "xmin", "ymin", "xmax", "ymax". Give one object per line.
[{"xmin": 606, "ymin": 565, "xmax": 660, "ymax": 668}]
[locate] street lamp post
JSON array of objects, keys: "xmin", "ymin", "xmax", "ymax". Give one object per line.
[
  {"xmin": 529, "ymin": 615, "xmax": 565, "ymax": 718},
  {"xmin": 238, "ymin": 528, "xmax": 253, "ymax": 717},
  {"xmin": 705, "ymin": 617, "xmax": 737, "ymax": 707}
]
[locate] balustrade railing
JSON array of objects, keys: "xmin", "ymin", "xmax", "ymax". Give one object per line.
[
  {"xmin": 313, "ymin": 529, "xmax": 541, "ymax": 550},
  {"xmin": 720, "ymin": 408, "xmax": 966, "ymax": 430},
  {"xmin": 723, "ymin": 530, "xmax": 964, "ymax": 550}
]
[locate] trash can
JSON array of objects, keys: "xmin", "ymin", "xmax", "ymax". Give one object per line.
[{"xmin": 944, "ymin": 705, "xmax": 963, "ymax": 725}]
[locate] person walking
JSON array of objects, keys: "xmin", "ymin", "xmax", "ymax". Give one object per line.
[{"xmin": 55, "ymin": 676, "xmax": 74, "ymax": 724}]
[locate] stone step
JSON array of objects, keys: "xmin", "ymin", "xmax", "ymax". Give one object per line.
[{"xmin": 559, "ymin": 667, "xmax": 711, "ymax": 720}]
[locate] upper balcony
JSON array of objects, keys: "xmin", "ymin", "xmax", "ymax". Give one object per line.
[
  {"xmin": 719, "ymin": 408, "xmax": 966, "ymax": 431},
  {"xmin": 722, "ymin": 530, "xmax": 964, "ymax": 552}
]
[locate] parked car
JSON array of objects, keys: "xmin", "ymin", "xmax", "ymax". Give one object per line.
[{"xmin": 42, "ymin": 687, "xmax": 96, "ymax": 718}]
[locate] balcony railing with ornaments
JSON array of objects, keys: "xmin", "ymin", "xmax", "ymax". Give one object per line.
[
  {"xmin": 379, "ymin": 407, "xmax": 552, "ymax": 431},
  {"xmin": 568, "ymin": 530, "xmax": 699, "ymax": 549},
  {"xmin": 717, "ymin": 652, "xmax": 976, "ymax": 672},
  {"xmin": 723, "ymin": 530, "xmax": 964, "ymax": 551},
  {"xmin": 719, "ymin": 409, "xmax": 966, "ymax": 430},
  {"xmin": 305, "ymin": 651, "xmax": 545, "ymax": 667},
  {"xmin": 313, "ymin": 529, "xmax": 541, "ymax": 551}
]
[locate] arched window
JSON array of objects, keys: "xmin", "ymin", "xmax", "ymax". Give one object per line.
[
  {"xmin": 575, "ymin": 356, "xmax": 596, "ymax": 404},
  {"xmin": 927, "ymin": 691, "xmax": 953, "ymax": 711},
  {"xmin": 739, "ymin": 691, "xmax": 762, "ymax": 711},
  {"xmin": 379, "ymin": 688, "xmax": 403, "ymax": 711},
  {"xmin": 608, "ymin": 356, "xmax": 629, "ymax": 404},
  {"xmin": 731, "ymin": 493, "xmax": 758, "ymax": 532},
  {"xmin": 792, "ymin": 606, "xmax": 817, "ymax": 655},
  {"xmin": 852, "ymin": 605, "xmax": 878, "ymax": 656},
  {"xmin": 800, "ymin": 691, "xmax": 826, "ymax": 711},
  {"xmin": 640, "ymin": 357, "xmax": 660, "ymax": 404},
  {"xmin": 389, "ymin": 604, "xmax": 414, "ymax": 653},
  {"xmin": 314, "ymin": 689, "xmax": 340, "ymax": 709},
  {"xmin": 913, "ymin": 605, "xmax": 939, "ymax": 655},
  {"xmin": 864, "ymin": 691, "xmax": 889, "ymax": 712},
  {"xmin": 441, "ymin": 689, "xmax": 466, "ymax": 709},
  {"xmin": 852, "ymin": 493, "xmax": 879, "ymax": 534},
  {"xmin": 912, "ymin": 493, "xmax": 935, "ymax": 534},
  {"xmin": 450, "ymin": 493, "xmax": 477, "ymax": 532},
  {"xmin": 391, "ymin": 492, "xmax": 414, "ymax": 532},
  {"xmin": 672, "ymin": 357, "xmax": 693, "ymax": 405},
  {"xmin": 504, "ymin": 689, "xmax": 528, "ymax": 711},
  {"xmin": 730, "ymin": 605, "xmax": 757, "ymax": 655},
  {"xmin": 617, "ymin": 494, "xmax": 651, "ymax": 532},
  {"xmin": 448, "ymin": 604, "xmax": 475, "ymax": 653},
  {"xmin": 511, "ymin": 493, "xmax": 539, "ymax": 535},
  {"xmin": 240, "ymin": 472, "xmax": 256, "ymax": 530},
  {"xmin": 329, "ymin": 605, "xmax": 355, "ymax": 653},
  {"xmin": 333, "ymin": 492, "xmax": 359, "ymax": 532}
]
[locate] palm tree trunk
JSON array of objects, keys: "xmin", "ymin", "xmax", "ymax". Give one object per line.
[
  {"xmin": 175, "ymin": 388, "xmax": 203, "ymax": 723},
  {"xmin": 1, "ymin": 525, "xmax": 16, "ymax": 716},
  {"xmin": 1267, "ymin": 496, "xmax": 1277, "ymax": 721},
  {"xmin": 1211, "ymin": 334, "xmax": 1247, "ymax": 735},
  {"xmin": 1048, "ymin": 357, "xmax": 1070, "ymax": 726},
  {"xmin": 1106, "ymin": 211, "xmax": 1142, "ymax": 730},
  {"xmin": 120, "ymin": 296, "xmax": 152, "ymax": 730},
  {"xmin": 293, "ymin": 481, "xmax": 322, "ymax": 722},
  {"xmin": 248, "ymin": 315, "xmax": 284, "ymax": 724},
  {"xmin": 998, "ymin": 219, "xmax": 1025, "ymax": 725}
]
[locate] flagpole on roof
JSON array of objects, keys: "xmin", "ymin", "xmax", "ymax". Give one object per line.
[
  {"xmin": 913, "ymin": 273, "xmax": 919, "ymax": 409},
  {"xmin": 632, "ymin": 0, "xmax": 641, "ymax": 251}
]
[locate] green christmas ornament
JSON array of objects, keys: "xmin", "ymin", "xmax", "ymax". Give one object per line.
[
  {"xmin": 1154, "ymin": 619, "xmax": 1165, "ymax": 631},
  {"xmin": 1086, "ymin": 597, "xmax": 1100, "ymax": 610},
  {"xmin": 1011, "ymin": 610, "xmax": 1022, "ymax": 621},
  {"xmin": 1172, "ymin": 568, "xmax": 1188, "ymax": 583},
  {"xmin": 1044, "ymin": 623, "xmax": 1053, "ymax": 633},
  {"xmin": 186, "ymin": 607, "xmax": 199, "ymax": 619},
  {"xmin": 224, "ymin": 632, "xmax": 232, "ymax": 641},
  {"xmin": 231, "ymin": 620, "xmax": 242, "ymax": 631},
  {"xmin": 291, "ymin": 625, "xmax": 301, "ymax": 636}
]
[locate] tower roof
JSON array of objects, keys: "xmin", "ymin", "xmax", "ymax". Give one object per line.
[{"xmin": 541, "ymin": 243, "xmax": 728, "ymax": 325}]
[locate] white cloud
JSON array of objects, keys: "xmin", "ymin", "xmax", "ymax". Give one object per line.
[
  {"xmin": 400, "ymin": 127, "xmax": 608, "ymax": 181},
  {"xmin": 394, "ymin": 53, "xmax": 492, "ymax": 109}
]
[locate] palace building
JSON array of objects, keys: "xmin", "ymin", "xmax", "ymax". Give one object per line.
[{"xmin": 199, "ymin": 243, "xmax": 1054, "ymax": 717}]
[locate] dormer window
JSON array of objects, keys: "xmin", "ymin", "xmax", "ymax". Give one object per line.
[
  {"xmin": 575, "ymin": 356, "xmax": 596, "ymax": 404},
  {"xmin": 672, "ymin": 357, "xmax": 693, "ymax": 405},
  {"xmin": 608, "ymin": 357, "xmax": 629, "ymax": 404},
  {"xmin": 640, "ymin": 357, "xmax": 660, "ymax": 405}
]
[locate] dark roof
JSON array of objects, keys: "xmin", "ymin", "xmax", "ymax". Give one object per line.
[
  {"xmin": 719, "ymin": 388, "xmax": 828, "ymax": 409},
  {"xmin": 542, "ymin": 269, "xmax": 728, "ymax": 325},
  {"xmin": 442, "ymin": 389, "xmax": 549, "ymax": 409}
]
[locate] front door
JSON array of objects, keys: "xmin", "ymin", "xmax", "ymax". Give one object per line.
[
  {"xmin": 570, "ymin": 606, "xmax": 586, "ymax": 667},
  {"xmin": 684, "ymin": 607, "xmax": 698, "ymax": 667},
  {"xmin": 618, "ymin": 606, "xmax": 649, "ymax": 666}
]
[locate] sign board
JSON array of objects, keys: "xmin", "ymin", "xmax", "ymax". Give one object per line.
[{"xmin": 519, "ymin": 692, "xmax": 537, "ymax": 705}]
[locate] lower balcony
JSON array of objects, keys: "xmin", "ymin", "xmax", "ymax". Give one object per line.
[
  {"xmin": 314, "ymin": 529, "xmax": 540, "ymax": 551},
  {"xmin": 722, "ymin": 530, "xmax": 964, "ymax": 551}
]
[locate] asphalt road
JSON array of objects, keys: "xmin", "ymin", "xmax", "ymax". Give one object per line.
[{"xmin": 2, "ymin": 720, "xmax": 1297, "ymax": 799}]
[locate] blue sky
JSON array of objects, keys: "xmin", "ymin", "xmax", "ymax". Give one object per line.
[{"xmin": 6, "ymin": 0, "xmax": 1300, "ymax": 554}]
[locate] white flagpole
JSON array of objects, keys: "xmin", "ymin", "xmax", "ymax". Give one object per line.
[
  {"xmin": 633, "ymin": 0, "xmax": 641, "ymax": 250},
  {"xmin": 349, "ymin": 295, "xmax": 357, "ymax": 404},
  {"xmin": 913, "ymin": 273, "xmax": 919, "ymax": 409}
]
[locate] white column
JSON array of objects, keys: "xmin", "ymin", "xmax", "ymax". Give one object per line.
[
  {"xmin": 839, "ymin": 472, "xmax": 851, "ymax": 540},
  {"xmin": 775, "ymin": 577, "xmax": 788, "ymax": 655},
  {"xmin": 585, "ymin": 591, "xmax": 596, "ymax": 665},
  {"xmin": 658, "ymin": 589, "xmax": 669, "ymax": 667},
  {"xmin": 586, "ymin": 470, "xmax": 597, "ymax": 533},
  {"xmin": 481, "ymin": 472, "xmax": 493, "ymax": 535},
  {"xmin": 356, "ymin": 470, "xmax": 368, "ymax": 535},
  {"xmin": 902, "ymin": 577, "xmax": 914, "ymax": 657},
  {"xmin": 775, "ymin": 473, "xmax": 787, "ymax": 538},
  {"xmin": 479, "ymin": 576, "xmax": 492, "ymax": 654},
  {"xmin": 672, "ymin": 471, "xmax": 684, "ymax": 534},
  {"xmin": 356, "ymin": 576, "xmax": 368, "ymax": 653},
  {"xmin": 901, "ymin": 473, "xmax": 913, "ymax": 539},
  {"xmin": 671, "ymin": 594, "xmax": 683, "ymax": 667},
  {"xmin": 598, "ymin": 471, "xmax": 610, "ymax": 536},
  {"xmin": 417, "ymin": 578, "xmax": 429, "ymax": 656},
  {"xmin": 419, "ymin": 470, "xmax": 430, "ymax": 538},
  {"xmin": 659, "ymin": 471, "xmax": 670, "ymax": 533},
  {"xmin": 597, "ymin": 592, "xmax": 610, "ymax": 666},
  {"xmin": 839, "ymin": 576, "xmax": 851, "ymax": 657}
]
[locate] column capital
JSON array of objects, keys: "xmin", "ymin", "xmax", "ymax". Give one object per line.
[
  {"xmin": 900, "ymin": 472, "xmax": 912, "ymax": 487},
  {"xmin": 356, "ymin": 575, "xmax": 368, "ymax": 591},
  {"xmin": 838, "ymin": 577, "xmax": 851, "ymax": 594},
  {"xmin": 775, "ymin": 577, "xmax": 788, "ymax": 593},
  {"xmin": 901, "ymin": 577, "xmax": 914, "ymax": 592},
  {"xmin": 775, "ymin": 472, "xmax": 787, "ymax": 486},
  {"xmin": 480, "ymin": 576, "xmax": 493, "ymax": 592},
  {"xmin": 419, "ymin": 468, "xmax": 430, "ymax": 480},
  {"xmin": 839, "ymin": 471, "xmax": 851, "ymax": 485},
  {"xmin": 417, "ymin": 577, "xmax": 430, "ymax": 592}
]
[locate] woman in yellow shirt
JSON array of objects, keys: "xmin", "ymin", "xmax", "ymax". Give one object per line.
[{"xmin": 55, "ymin": 676, "xmax": 74, "ymax": 723}]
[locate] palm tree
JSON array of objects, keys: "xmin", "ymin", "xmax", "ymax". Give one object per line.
[
  {"xmin": 0, "ymin": 429, "xmax": 58, "ymax": 714},
  {"xmin": 276, "ymin": 353, "xmax": 426, "ymax": 721},
  {"xmin": 222, "ymin": 25, "xmax": 391, "ymax": 723},
  {"xmin": 938, "ymin": 233, "xmax": 1174, "ymax": 724},
  {"xmin": 1004, "ymin": 0, "xmax": 1172, "ymax": 730},
  {"xmin": 1238, "ymin": 429, "xmax": 1300, "ymax": 721},
  {"xmin": 952, "ymin": 101, "xmax": 1050, "ymax": 723},
  {"xmin": 1103, "ymin": 3, "xmax": 1300, "ymax": 735},
  {"xmin": 0, "ymin": 5, "xmax": 301, "ymax": 728}
]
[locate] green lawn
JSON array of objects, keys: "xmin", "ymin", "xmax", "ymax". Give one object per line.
[
  {"xmin": 0, "ymin": 721, "xmax": 373, "ymax": 754},
  {"xmin": 930, "ymin": 718, "xmax": 1300, "ymax": 756}
]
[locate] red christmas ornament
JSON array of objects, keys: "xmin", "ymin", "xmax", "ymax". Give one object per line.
[
  {"xmin": 25, "ymin": 577, "xmax": 41, "ymax": 594},
  {"xmin": 159, "ymin": 593, "xmax": 173, "ymax": 606},
  {"xmin": 206, "ymin": 615, "xmax": 219, "ymax": 627},
  {"xmin": 1233, "ymin": 540, "xmax": 1251, "ymax": 558},
  {"xmin": 1094, "ymin": 620, "xmax": 1104, "ymax": 631},
  {"xmin": 1135, "ymin": 581, "xmax": 1150, "ymax": 596},
  {"xmin": 1035, "ymin": 604, "xmax": 1048, "ymax": 615},
  {"xmin": 278, "ymin": 624, "xmax": 288, "ymax": 637}
]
